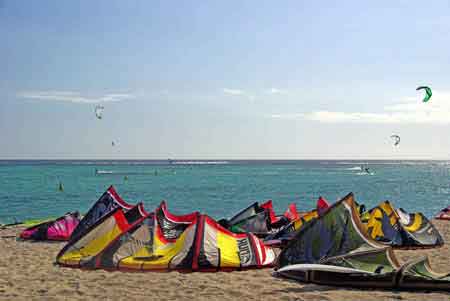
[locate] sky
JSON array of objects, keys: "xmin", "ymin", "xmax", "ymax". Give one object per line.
[{"xmin": 1, "ymin": 1, "xmax": 450, "ymax": 159}]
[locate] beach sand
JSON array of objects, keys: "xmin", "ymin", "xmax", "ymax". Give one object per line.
[{"xmin": 0, "ymin": 220, "xmax": 449, "ymax": 301}]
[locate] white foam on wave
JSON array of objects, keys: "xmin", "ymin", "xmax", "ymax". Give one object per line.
[
  {"xmin": 335, "ymin": 161, "xmax": 438, "ymax": 166},
  {"xmin": 346, "ymin": 166, "xmax": 362, "ymax": 171},
  {"xmin": 172, "ymin": 161, "xmax": 229, "ymax": 165},
  {"xmin": 96, "ymin": 170, "xmax": 113, "ymax": 174},
  {"xmin": 356, "ymin": 172, "xmax": 375, "ymax": 176}
]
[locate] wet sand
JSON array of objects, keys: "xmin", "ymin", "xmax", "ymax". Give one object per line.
[{"xmin": 0, "ymin": 220, "xmax": 449, "ymax": 301}]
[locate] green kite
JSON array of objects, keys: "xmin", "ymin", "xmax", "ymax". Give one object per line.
[{"xmin": 416, "ymin": 86, "xmax": 432, "ymax": 102}]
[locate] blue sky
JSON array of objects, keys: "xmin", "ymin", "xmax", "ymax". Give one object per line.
[{"xmin": 1, "ymin": 1, "xmax": 450, "ymax": 159}]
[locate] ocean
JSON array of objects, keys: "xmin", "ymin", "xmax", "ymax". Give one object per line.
[{"xmin": 0, "ymin": 160, "xmax": 449, "ymax": 224}]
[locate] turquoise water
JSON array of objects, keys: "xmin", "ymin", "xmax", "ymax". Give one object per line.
[{"xmin": 0, "ymin": 160, "xmax": 449, "ymax": 224}]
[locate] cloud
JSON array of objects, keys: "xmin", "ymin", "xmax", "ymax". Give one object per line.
[
  {"xmin": 18, "ymin": 91, "xmax": 135, "ymax": 104},
  {"xmin": 271, "ymin": 90, "xmax": 450, "ymax": 125},
  {"xmin": 267, "ymin": 88, "xmax": 287, "ymax": 95},
  {"xmin": 222, "ymin": 88, "xmax": 256, "ymax": 102},
  {"xmin": 222, "ymin": 88, "xmax": 245, "ymax": 96},
  {"xmin": 270, "ymin": 113, "xmax": 305, "ymax": 119}
]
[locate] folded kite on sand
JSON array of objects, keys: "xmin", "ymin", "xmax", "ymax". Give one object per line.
[
  {"xmin": 435, "ymin": 206, "xmax": 450, "ymax": 220},
  {"xmin": 56, "ymin": 196, "xmax": 275, "ymax": 272},
  {"xmin": 69, "ymin": 185, "xmax": 135, "ymax": 242},
  {"xmin": 264, "ymin": 196, "xmax": 336, "ymax": 247},
  {"xmin": 19, "ymin": 212, "xmax": 80, "ymax": 241},
  {"xmin": 361, "ymin": 201, "xmax": 443, "ymax": 248},
  {"xmin": 274, "ymin": 193, "xmax": 450, "ymax": 290},
  {"xmin": 218, "ymin": 200, "xmax": 299, "ymax": 237},
  {"xmin": 274, "ymin": 252, "xmax": 450, "ymax": 290}
]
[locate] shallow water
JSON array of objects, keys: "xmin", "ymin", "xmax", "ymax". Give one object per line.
[{"xmin": 0, "ymin": 160, "xmax": 449, "ymax": 223}]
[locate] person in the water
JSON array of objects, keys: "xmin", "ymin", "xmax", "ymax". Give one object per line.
[
  {"xmin": 360, "ymin": 165, "xmax": 372, "ymax": 174},
  {"xmin": 58, "ymin": 181, "xmax": 64, "ymax": 192}
]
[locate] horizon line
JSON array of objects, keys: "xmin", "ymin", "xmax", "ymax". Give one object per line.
[{"xmin": 1, "ymin": 158, "xmax": 449, "ymax": 161}]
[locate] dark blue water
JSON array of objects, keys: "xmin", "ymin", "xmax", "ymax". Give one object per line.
[{"xmin": 0, "ymin": 160, "xmax": 449, "ymax": 223}]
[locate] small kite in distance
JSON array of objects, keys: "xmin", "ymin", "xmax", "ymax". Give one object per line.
[
  {"xmin": 416, "ymin": 86, "xmax": 432, "ymax": 103},
  {"xmin": 391, "ymin": 135, "xmax": 400, "ymax": 146},
  {"xmin": 95, "ymin": 105, "xmax": 104, "ymax": 119}
]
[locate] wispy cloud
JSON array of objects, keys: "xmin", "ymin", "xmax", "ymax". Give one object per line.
[
  {"xmin": 18, "ymin": 91, "xmax": 135, "ymax": 104},
  {"xmin": 222, "ymin": 88, "xmax": 245, "ymax": 96},
  {"xmin": 270, "ymin": 113, "xmax": 304, "ymax": 119},
  {"xmin": 270, "ymin": 90, "xmax": 450, "ymax": 125},
  {"xmin": 222, "ymin": 88, "xmax": 256, "ymax": 102},
  {"xmin": 266, "ymin": 88, "xmax": 287, "ymax": 95}
]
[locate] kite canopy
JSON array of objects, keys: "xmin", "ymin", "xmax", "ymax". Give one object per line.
[
  {"xmin": 70, "ymin": 185, "xmax": 134, "ymax": 242},
  {"xmin": 276, "ymin": 193, "xmax": 383, "ymax": 269},
  {"xmin": 56, "ymin": 201, "xmax": 275, "ymax": 272},
  {"xmin": 435, "ymin": 206, "xmax": 450, "ymax": 220},
  {"xmin": 283, "ymin": 203, "xmax": 299, "ymax": 221},
  {"xmin": 264, "ymin": 197, "xmax": 334, "ymax": 247},
  {"xmin": 274, "ymin": 193, "xmax": 450, "ymax": 290},
  {"xmin": 416, "ymin": 86, "xmax": 432, "ymax": 102},
  {"xmin": 56, "ymin": 204, "xmax": 149, "ymax": 268},
  {"xmin": 222, "ymin": 202, "xmax": 259, "ymax": 228},
  {"xmin": 219, "ymin": 201, "xmax": 298, "ymax": 237},
  {"xmin": 94, "ymin": 105, "xmax": 104, "ymax": 119},
  {"xmin": 390, "ymin": 135, "xmax": 400, "ymax": 146},
  {"xmin": 264, "ymin": 210, "xmax": 318, "ymax": 247},
  {"xmin": 316, "ymin": 196, "xmax": 330, "ymax": 216},
  {"xmin": 363, "ymin": 201, "xmax": 443, "ymax": 249},
  {"xmin": 20, "ymin": 212, "xmax": 80, "ymax": 241},
  {"xmin": 274, "ymin": 250, "xmax": 450, "ymax": 290}
]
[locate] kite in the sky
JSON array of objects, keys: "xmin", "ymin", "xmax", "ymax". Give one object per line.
[
  {"xmin": 416, "ymin": 86, "xmax": 432, "ymax": 103},
  {"xmin": 391, "ymin": 134, "xmax": 400, "ymax": 146},
  {"xmin": 95, "ymin": 105, "xmax": 104, "ymax": 119}
]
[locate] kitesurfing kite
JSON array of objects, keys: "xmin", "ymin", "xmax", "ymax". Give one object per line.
[
  {"xmin": 94, "ymin": 105, "xmax": 104, "ymax": 119},
  {"xmin": 416, "ymin": 86, "xmax": 432, "ymax": 102},
  {"xmin": 391, "ymin": 135, "xmax": 400, "ymax": 146}
]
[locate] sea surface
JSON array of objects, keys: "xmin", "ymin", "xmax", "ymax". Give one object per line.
[{"xmin": 0, "ymin": 160, "xmax": 449, "ymax": 224}]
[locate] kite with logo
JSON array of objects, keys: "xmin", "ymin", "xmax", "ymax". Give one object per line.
[{"xmin": 57, "ymin": 187, "xmax": 275, "ymax": 272}]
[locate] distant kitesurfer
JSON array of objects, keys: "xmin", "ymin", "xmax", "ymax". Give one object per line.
[{"xmin": 58, "ymin": 182, "xmax": 64, "ymax": 192}]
